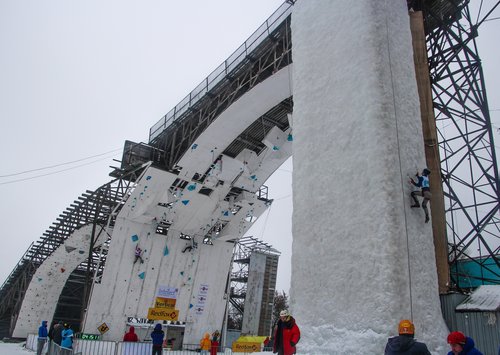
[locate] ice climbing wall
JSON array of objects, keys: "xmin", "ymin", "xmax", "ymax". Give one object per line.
[
  {"xmin": 241, "ymin": 252, "xmax": 267, "ymax": 335},
  {"xmin": 83, "ymin": 68, "xmax": 294, "ymax": 343},
  {"xmin": 290, "ymin": 0, "xmax": 448, "ymax": 353},
  {"xmin": 13, "ymin": 224, "xmax": 109, "ymax": 338}
]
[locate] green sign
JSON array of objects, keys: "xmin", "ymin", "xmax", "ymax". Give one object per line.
[{"xmin": 80, "ymin": 333, "xmax": 100, "ymax": 340}]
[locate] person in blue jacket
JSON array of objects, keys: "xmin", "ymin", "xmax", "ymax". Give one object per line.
[
  {"xmin": 61, "ymin": 323, "xmax": 74, "ymax": 354},
  {"xmin": 447, "ymin": 331, "xmax": 483, "ymax": 355},
  {"xmin": 410, "ymin": 168, "xmax": 432, "ymax": 223},
  {"xmin": 150, "ymin": 323, "xmax": 165, "ymax": 355},
  {"xmin": 37, "ymin": 320, "xmax": 48, "ymax": 355}
]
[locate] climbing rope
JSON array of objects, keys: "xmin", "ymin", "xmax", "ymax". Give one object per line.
[{"xmin": 384, "ymin": 0, "xmax": 414, "ymax": 320}]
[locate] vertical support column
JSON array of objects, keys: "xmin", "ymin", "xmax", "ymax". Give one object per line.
[{"xmin": 409, "ymin": 11, "xmax": 450, "ymax": 294}]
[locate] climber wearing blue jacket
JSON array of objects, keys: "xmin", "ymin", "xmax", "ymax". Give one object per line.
[{"xmin": 410, "ymin": 168, "xmax": 432, "ymax": 223}]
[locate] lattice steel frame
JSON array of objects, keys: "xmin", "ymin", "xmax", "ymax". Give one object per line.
[
  {"xmin": 0, "ymin": 165, "xmax": 145, "ymax": 337},
  {"xmin": 424, "ymin": 0, "xmax": 500, "ymax": 287},
  {"xmin": 228, "ymin": 236, "xmax": 280, "ymax": 331}
]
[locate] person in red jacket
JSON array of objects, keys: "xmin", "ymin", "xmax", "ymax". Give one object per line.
[
  {"xmin": 273, "ymin": 310, "xmax": 300, "ymax": 355},
  {"xmin": 123, "ymin": 326, "xmax": 138, "ymax": 342}
]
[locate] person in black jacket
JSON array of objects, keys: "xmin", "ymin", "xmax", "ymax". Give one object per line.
[{"xmin": 385, "ymin": 319, "xmax": 431, "ymax": 355}]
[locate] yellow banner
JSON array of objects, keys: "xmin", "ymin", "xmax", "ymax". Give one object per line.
[
  {"xmin": 232, "ymin": 342, "xmax": 261, "ymax": 353},
  {"xmin": 147, "ymin": 308, "xmax": 179, "ymax": 321},
  {"xmin": 155, "ymin": 297, "xmax": 176, "ymax": 309}
]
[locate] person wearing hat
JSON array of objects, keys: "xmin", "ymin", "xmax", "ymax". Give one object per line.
[
  {"xmin": 61, "ymin": 323, "xmax": 74, "ymax": 354},
  {"xmin": 273, "ymin": 309, "xmax": 300, "ymax": 355},
  {"xmin": 447, "ymin": 331, "xmax": 483, "ymax": 355},
  {"xmin": 384, "ymin": 319, "xmax": 431, "ymax": 355},
  {"xmin": 409, "ymin": 168, "xmax": 432, "ymax": 223}
]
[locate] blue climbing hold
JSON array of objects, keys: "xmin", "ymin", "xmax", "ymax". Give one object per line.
[
  {"xmin": 191, "ymin": 144, "xmax": 198, "ymax": 150},
  {"xmin": 187, "ymin": 184, "xmax": 196, "ymax": 191},
  {"xmin": 131, "ymin": 235, "xmax": 139, "ymax": 242},
  {"xmin": 287, "ymin": 133, "xmax": 293, "ymax": 141},
  {"xmin": 273, "ymin": 145, "xmax": 280, "ymax": 151},
  {"xmin": 189, "ymin": 303, "xmax": 193, "ymax": 308},
  {"xmin": 164, "ymin": 245, "xmax": 169, "ymax": 256},
  {"xmin": 138, "ymin": 272, "xmax": 145, "ymax": 279},
  {"xmin": 180, "ymin": 271, "xmax": 184, "ymax": 276},
  {"xmin": 250, "ymin": 175, "xmax": 257, "ymax": 180},
  {"xmin": 146, "ymin": 176, "xmax": 152, "ymax": 180},
  {"xmin": 181, "ymin": 200, "xmax": 190, "ymax": 205},
  {"xmin": 223, "ymin": 211, "xmax": 229, "ymax": 216}
]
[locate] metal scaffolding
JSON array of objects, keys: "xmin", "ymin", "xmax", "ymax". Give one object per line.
[
  {"xmin": 0, "ymin": 165, "xmax": 146, "ymax": 338},
  {"xmin": 229, "ymin": 236, "xmax": 280, "ymax": 335},
  {"xmin": 423, "ymin": 0, "xmax": 500, "ymax": 288}
]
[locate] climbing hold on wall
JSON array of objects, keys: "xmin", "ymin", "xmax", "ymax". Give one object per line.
[
  {"xmin": 131, "ymin": 235, "xmax": 139, "ymax": 242},
  {"xmin": 65, "ymin": 246, "xmax": 76, "ymax": 253},
  {"xmin": 60, "ymin": 268, "xmax": 66, "ymax": 273},
  {"xmin": 138, "ymin": 272, "xmax": 145, "ymax": 279},
  {"xmin": 187, "ymin": 184, "xmax": 196, "ymax": 191},
  {"xmin": 191, "ymin": 144, "xmax": 198, "ymax": 150},
  {"xmin": 164, "ymin": 245, "xmax": 169, "ymax": 256},
  {"xmin": 78, "ymin": 250, "xmax": 85, "ymax": 254},
  {"xmin": 180, "ymin": 271, "xmax": 184, "ymax": 276},
  {"xmin": 287, "ymin": 133, "xmax": 293, "ymax": 141},
  {"xmin": 181, "ymin": 200, "xmax": 190, "ymax": 205},
  {"xmin": 189, "ymin": 304, "xmax": 193, "ymax": 308},
  {"xmin": 273, "ymin": 145, "xmax": 280, "ymax": 151},
  {"xmin": 146, "ymin": 176, "xmax": 152, "ymax": 180}
]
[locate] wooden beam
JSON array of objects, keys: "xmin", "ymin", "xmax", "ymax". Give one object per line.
[{"xmin": 410, "ymin": 11, "xmax": 450, "ymax": 294}]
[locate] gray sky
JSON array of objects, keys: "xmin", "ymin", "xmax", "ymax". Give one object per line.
[
  {"xmin": 0, "ymin": 0, "xmax": 292, "ymax": 291},
  {"xmin": 0, "ymin": 1, "xmax": 498, "ymax": 295}
]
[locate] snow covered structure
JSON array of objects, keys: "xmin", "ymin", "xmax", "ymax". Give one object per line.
[
  {"xmin": 83, "ymin": 67, "xmax": 293, "ymax": 343},
  {"xmin": 12, "ymin": 225, "xmax": 109, "ymax": 338},
  {"xmin": 290, "ymin": 1, "xmax": 449, "ymax": 353}
]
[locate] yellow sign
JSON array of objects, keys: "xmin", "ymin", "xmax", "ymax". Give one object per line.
[
  {"xmin": 232, "ymin": 342, "xmax": 261, "ymax": 353},
  {"xmin": 147, "ymin": 307, "xmax": 179, "ymax": 321},
  {"xmin": 97, "ymin": 323, "xmax": 109, "ymax": 335},
  {"xmin": 155, "ymin": 297, "xmax": 176, "ymax": 309}
]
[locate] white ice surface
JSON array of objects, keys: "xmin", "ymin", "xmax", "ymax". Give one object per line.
[{"xmin": 290, "ymin": 0, "xmax": 448, "ymax": 354}]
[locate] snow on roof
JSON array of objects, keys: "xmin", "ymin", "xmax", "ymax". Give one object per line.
[{"xmin": 456, "ymin": 285, "xmax": 500, "ymax": 312}]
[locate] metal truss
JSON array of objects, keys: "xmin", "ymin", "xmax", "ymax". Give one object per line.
[
  {"xmin": 147, "ymin": 4, "xmax": 293, "ymax": 171},
  {"xmin": 424, "ymin": 0, "xmax": 500, "ymax": 287},
  {"xmin": 0, "ymin": 165, "xmax": 145, "ymax": 337},
  {"xmin": 228, "ymin": 236, "xmax": 280, "ymax": 331}
]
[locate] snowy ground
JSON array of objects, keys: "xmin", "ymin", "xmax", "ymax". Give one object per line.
[{"xmin": 0, "ymin": 342, "xmax": 32, "ymax": 355}]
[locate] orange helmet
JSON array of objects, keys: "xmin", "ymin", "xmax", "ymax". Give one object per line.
[{"xmin": 398, "ymin": 319, "xmax": 415, "ymax": 335}]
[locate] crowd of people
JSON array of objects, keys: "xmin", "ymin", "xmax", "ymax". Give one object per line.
[
  {"xmin": 37, "ymin": 310, "xmax": 491, "ymax": 355},
  {"xmin": 37, "ymin": 320, "xmax": 73, "ymax": 355}
]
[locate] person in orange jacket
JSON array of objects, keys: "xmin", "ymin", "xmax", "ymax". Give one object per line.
[
  {"xmin": 200, "ymin": 332, "xmax": 212, "ymax": 355},
  {"xmin": 273, "ymin": 310, "xmax": 300, "ymax": 355}
]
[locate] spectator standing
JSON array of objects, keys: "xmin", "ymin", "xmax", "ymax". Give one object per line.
[
  {"xmin": 273, "ymin": 310, "xmax": 300, "ymax": 355},
  {"xmin": 150, "ymin": 323, "xmax": 164, "ymax": 355},
  {"xmin": 37, "ymin": 320, "xmax": 48, "ymax": 355},
  {"xmin": 200, "ymin": 333, "xmax": 212, "ymax": 355},
  {"xmin": 385, "ymin": 319, "xmax": 431, "ymax": 355},
  {"xmin": 123, "ymin": 326, "xmax": 138, "ymax": 342},
  {"xmin": 447, "ymin": 331, "xmax": 483, "ymax": 355}
]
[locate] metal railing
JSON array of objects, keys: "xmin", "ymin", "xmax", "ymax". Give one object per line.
[
  {"xmin": 26, "ymin": 334, "xmax": 242, "ymax": 355},
  {"xmin": 148, "ymin": 1, "xmax": 293, "ymax": 142}
]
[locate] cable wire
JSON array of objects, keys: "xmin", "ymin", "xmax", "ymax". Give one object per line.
[{"xmin": 0, "ymin": 148, "xmax": 122, "ymax": 178}]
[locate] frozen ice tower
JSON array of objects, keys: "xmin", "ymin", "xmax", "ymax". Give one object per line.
[{"xmin": 290, "ymin": 0, "xmax": 449, "ymax": 353}]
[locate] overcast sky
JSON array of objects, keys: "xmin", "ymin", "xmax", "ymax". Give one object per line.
[{"xmin": 0, "ymin": 1, "xmax": 498, "ymax": 295}]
